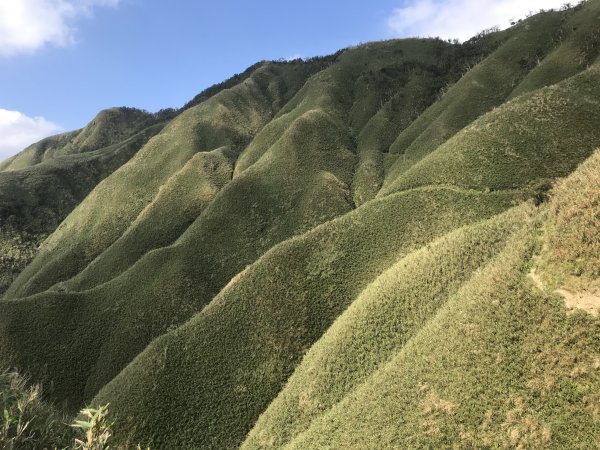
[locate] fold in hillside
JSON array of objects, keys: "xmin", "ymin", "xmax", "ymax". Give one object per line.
[
  {"xmin": 1, "ymin": 39, "xmax": 483, "ymax": 412},
  {"xmin": 241, "ymin": 205, "xmax": 533, "ymax": 449},
  {"xmin": 0, "ymin": 117, "xmax": 165, "ymax": 294},
  {"xmin": 0, "ymin": 4, "xmax": 599, "ymax": 449},
  {"xmin": 93, "ymin": 187, "xmax": 517, "ymax": 449},
  {"xmin": 381, "ymin": 1, "xmax": 600, "ymax": 190},
  {"xmin": 283, "ymin": 152, "xmax": 600, "ymax": 449}
]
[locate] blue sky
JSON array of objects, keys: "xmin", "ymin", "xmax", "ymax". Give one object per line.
[{"xmin": 0, "ymin": 0, "xmax": 567, "ymax": 159}]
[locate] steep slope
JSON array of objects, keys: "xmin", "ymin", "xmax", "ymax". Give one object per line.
[
  {"xmin": 0, "ymin": 107, "xmax": 155, "ymax": 172},
  {"xmin": 92, "ymin": 59, "xmax": 600, "ymax": 449},
  {"xmin": 280, "ymin": 150, "xmax": 600, "ymax": 450},
  {"xmin": 4, "ymin": 61, "xmax": 319, "ymax": 299},
  {"xmin": 0, "ymin": 65, "xmax": 296, "ymax": 294},
  {"xmin": 0, "ymin": 40, "xmax": 483, "ymax": 413},
  {"xmin": 242, "ymin": 205, "xmax": 533, "ymax": 449},
  {"xmin": 383, "ymin": 62, "xmax": 600, "ymax": 195},
  {"xmin": 0, "ymin": 122, "xmax": 163, "ymax": 294},
  {"xmin": 381, "ymin": 1, "xmax": 599, "ymax": 190},
  {"xmin": 533, "ymin": 148, "xmax": 600, "ymax": 313},
  {"xmin": 0, "ymin": 4, "xmax": 598, "ymax": 449},
  {"xmin": 92, "ymin": 188, "xmax": 516, "ymax": 449}
]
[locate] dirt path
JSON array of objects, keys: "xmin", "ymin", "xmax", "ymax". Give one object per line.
[{"xmin": 529, "ymin": 269, "xmax": 600, "ymax": 316}]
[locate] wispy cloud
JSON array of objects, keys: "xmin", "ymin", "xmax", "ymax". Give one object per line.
[
  {"xmin": 0, "ymin": 109, "xmax": 63, "ymax": 159},
  {"xmin": 387, "ymin": 0, "xmax": 569, "ymax": 41},
  {"xmin": 0, "ymin": 0, "xmax": 121, "ymax": 57}
]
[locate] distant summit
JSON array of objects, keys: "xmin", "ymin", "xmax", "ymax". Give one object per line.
[{"xmin": 0, "ymin": 2, "xmax": 599, "ymax": 448}]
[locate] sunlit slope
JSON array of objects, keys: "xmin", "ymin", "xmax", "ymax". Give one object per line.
[
  {"xmin": 92, "ymin": 188, "xmax": 516, "ymax": 449},
  {"xmin": 0, "ymin": 84, "xmax": 361, "ymax": 410},
  {"xmin": 0, "ymin": 123, "xmax": 163, "ymax": 294},
  {"xmin": 381, "ymin": 2, "xmax": 600, "ymax": 189},
  {"xmin": 509, "ymin": 0, "xmax": 600, "ymax": 98},
  {"xmin": 62, "ymin": 146, "xmax": 235, "ymax": 291},
  {"xmin": 234, "ymin": 39, "xmax": 457, "ymax": 176},
  {"xmin": 383, "ymin": 63, "xmax": 600, "ymax": 195},
  {"xmin": 281, "ymin": 150, "xmax": 600, "ymax": 450},
  {"xmin": 534, "ymin": 148, "xmax": 600, "ymax": 308},
  {"xmin": 91, "ymin": 40, "xmax": 600, "ymax": 447},
  {"xmin": 0, "ymin": 5, "xmax": 598, "ymax": 449},
  {"xmin": 0, "ymin": 108, "xmax": 155, "ymax": 172},
  {"xmin": 349, "ymin": 37, "xmax": 499, "ymax": 205},
  {"xmin": 4, "ymin": 62, "xmax": 315, "ymax": 299},
  {"xmin": 235, "ymin": 39, "xmax": 498, "ymax": 206},
  {"xmin": 0, "ymin": 50, "xmax": 408, "ymax": 409},
  {"xmin": 380, "ymin": 11, "xmax": 560, "ymax": 186},
  {"xmin": 242, "ymin": 205, "xmax": 533, "ymax": 449}
]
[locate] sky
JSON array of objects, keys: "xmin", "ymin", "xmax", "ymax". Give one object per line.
[{"xmin": 0, "ymin": 0, "xmax": 570, "ymax": 159}]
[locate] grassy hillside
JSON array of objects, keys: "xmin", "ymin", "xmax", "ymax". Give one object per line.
[
  {"xmin": 0, "ymin": 107, "xmax": 156, "ymax": 172},
  {"xmin": 383, "ymin": 61, "xmax": 600, "ymax": 195},
  {"xmin": 534, "ymin": 148, "xmax": 600, "ymax": 311},
  {"xmin": 279, "ymin": 150, "xmax": 600, "ymax": 450},
  {"xmin": 0, "ymin": 122, "xmax": 164, "ymax": 294},
  {"xmin": 0, "ymin": 3, "xmax": 599, "ymax": 449},
  {"xmin": 241, "ymin": 205, "xmax": 533, "ymax": 449},
  {"xmin": 0, "ymin": 229, "xmax": 44, "ymax": 294},
  {"xmin": 381, "ymin": 2, "xmax": 599, "ymax": 190},
  {"xmin": 91, "ymin": 188, "xmax": 515, "ymax": 448},
  {"xmin": 3, "ymin": 61, "xmax": 314, "ymax": 298}
]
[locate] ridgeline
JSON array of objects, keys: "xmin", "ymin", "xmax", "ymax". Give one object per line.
[{"xmin": 1, "ymin": 2, "xmax": 599, "ymax": 448}]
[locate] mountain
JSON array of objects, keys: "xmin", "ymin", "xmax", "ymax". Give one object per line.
[
  {"xmin": 0, "ymin": 2, "xmax": 599, "ymax": 448},
  {"xmin": 0, "ymin": 108, "xmax": 165, "ymax": 293}
]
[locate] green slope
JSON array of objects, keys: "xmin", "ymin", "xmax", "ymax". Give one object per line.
[
  {"xmin": 383, "ymin": 61, "xmax": 600, "ymax": 195},
  {"xmin": 380, "ymin": 11, "xmax": 559, "ymax": 187},
  {"xmin": 92, "ymin": 188, "xmax": 516, "ymax": 449},
  {"xmin": 4, "ymin": 61, "xmax": 317, "ymax": 299},
  {"xmin": 0, "ymin": 4, "xmax": 598, "ymax": 449},
  {"xmin": 283, "ymin": 151, "xmax": 600, "ymax": 449},
  {"xmin": 380, "ymin": 2, "xmax": 600, "ymax": 191},
  {"xmin": 0, "ymin": 122, "xmax": 164, "ymax": 294},
  {"xmin": 241, "ymin": 205, "xmax": 533, "ymax": 449},
  {"xmin": 0, "ymin": 107, "xmax": 155, "ymax": 172}
]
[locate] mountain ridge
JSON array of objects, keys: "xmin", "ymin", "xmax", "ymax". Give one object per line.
[{"xmin": 0, "ymin": 2, "xmax": 599, "ymax": 448}]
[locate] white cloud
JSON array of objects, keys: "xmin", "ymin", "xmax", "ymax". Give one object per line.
[
  {"xmin": 0, "ymin": 0, "xmax": 120, "ymax": 56},
  {"xmin": 388, "ymin": 0, "xmax": 569, "ymax": 41},
  {"xmin": 0, "ymin": 109, "xmax": 63, "ymax": 160}
]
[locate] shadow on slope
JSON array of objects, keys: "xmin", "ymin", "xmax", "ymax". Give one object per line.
[
  {"xmin": 91, "ymin": 188, "xmax": 516, "ymax": 449},
  {"xmin": 0, "ymin": 123, "xmax": 164, "ymax": 294},
  {"xmin": 382, "ymin": 62, "xmax": 600, "ymax": 196},
  {"xmin": 284, "ymin": 149, "xmax": 600, "ymax": 450},
  {"xmin": 4, "ymin": 62, "xmax": 316, "ymax": 299},
  {"xmin": 242, "ymin": 205, "xmax": 533, "ymax": 449},
  {"xmin": 380, "ymin": 3, "xmax": 600, "ymax": 190}
]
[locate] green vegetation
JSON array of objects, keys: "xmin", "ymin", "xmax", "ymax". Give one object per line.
[
  {"xmin": 242, "ymin": 205, "xmax": 534, "ymax": 448},
  {"xmin": 0, "ymin": 113, "xmax": 164, "ymax": 293},
  {"xmin": 0, "ymin": 230, "xmax": 44, "ymax": 295},
  {"xmin": 92, "ymin": 188, "xmax": 515, "ymax": 448},
  {"xmin": 0, "ymin": 369, "xmax": 74, "ymax": 449},
  {"xmin": 536, "ymin": 149, "xmax": 600, "ymax": 291},
  {"xmin": 0, "ymin": 108, "xmax": 156, "ymax": 172},
  {"xmin": 279, "ymin": 148, "xmax": 600, "ymax": 449},
  {"xmin": 382, "ymin": 61, "xmax": 600, "ymax": 195},
  {"xmin": 0, "ymin": 369, "xmax": 143, "ymax": 449},
  {"xmin": 0, "ymin": 3, "xmax": 599, "ymax": 448}
]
